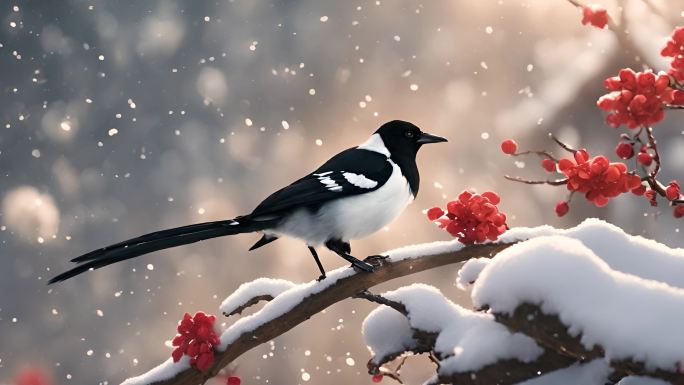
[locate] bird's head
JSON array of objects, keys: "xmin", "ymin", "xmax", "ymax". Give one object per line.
[{"xmin": 374, "ymin": 120, "xmax": 447, "ymax": 158}]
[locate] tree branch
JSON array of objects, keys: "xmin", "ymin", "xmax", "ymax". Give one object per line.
[
  {"xmin": 494, "ymin": 303, "xmax": 684, "ymax": 385},
  {"xmin": 125, "ymin": 242, "xmax": 515, "ymax": 385}
]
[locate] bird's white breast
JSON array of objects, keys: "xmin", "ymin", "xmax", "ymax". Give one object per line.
[{"xmin": 271, "ymin": 160, "xmax": 413, "ymax": 246}]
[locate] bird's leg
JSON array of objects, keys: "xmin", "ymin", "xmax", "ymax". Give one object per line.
[
  {"xmin": 325, "ymin": 239, "xmax": 374, "ymax": 273},
  {"xmin": 308, "ymin": 246, "xmax": 327, "ymax": 281}
]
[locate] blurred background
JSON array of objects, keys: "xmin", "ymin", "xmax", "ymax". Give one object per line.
[{"xmin": 1, "ymin": 0, "xmax": 684, "ymax": 384}]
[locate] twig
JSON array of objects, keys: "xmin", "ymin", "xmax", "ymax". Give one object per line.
[
  {"xmin": 549, "ymin": 133, "xmax": 577, "ymax": 153},
  {"xmin": 511, "ymin": 150, "xmax": 559, "ymax": 162},
  {"xmin": 504, "ymin": 175, "xmax": 568, "ymax": 186},
  {"xmin": 223, "ymin": 295, "xmax": 275, "ymax": 317},
  {"xmin": 355, "ymin": 290, "xmax": 408, "ymax": 316}
]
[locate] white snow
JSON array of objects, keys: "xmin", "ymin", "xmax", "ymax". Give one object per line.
[
  {"xmin": 362, "ymin": 306, "xmax": 416, "ymax": 362},
  {"xmin": 363, "ymin": 284, "xmax": 542, "ymax": 372},
  {"xmin": 121, "ymin": 357, "xmax": 190, "ymax": 385},
  {"xmin": 456, "ymin": 257, "xmax": 490, "ymax": 290},
  {"xmin": 517, "ymin": 359, "xmax": 669, "ymax": 385},
  {"xmin": 219, "ymin": 278, "xmax": 296, "ymax": 316},
  {"xmin": 517, "ymin": 359, "xmax": 610, "ymax": 385},
  {"xmin": 218, "ymin": 268, "xmax": 356, "ymax": 350},
  {"xmin": 499, "ymin": 218, "xmax": 684, "ymax": 289},
  {"xmin": 472, "ymin": 235, "xmax": 684, "ymax": 372}
]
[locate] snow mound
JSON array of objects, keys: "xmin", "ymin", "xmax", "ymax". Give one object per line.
[
  {"xmin": 500, "ymin": 218, "xmax": 684, "ymax": 289},
  {"xmin": 456, "ymin": 257, "xmax": 490, "ymax": 290},
  {"xmin": 362, "ymin": 306, "xmax": 416, "ymax": 362},
  {"xmin": 121, "ymin": 357, "xmax": 189, "ymax": 385},
  {"xmin": 219, "ymin": 278, "xmax": 296, "ymax": 315},
  {"xmin": 472, "ymin": 235, "xmax": 684, "ymax": 372},
  {"xmin": 363, "ymin": 284, "xmax": 542, "ymax": 373}
]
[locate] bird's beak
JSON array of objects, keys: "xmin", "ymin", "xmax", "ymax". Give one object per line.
[{"xmin": 416, "ymin": 132, "xmax": 448, "ymax": 144}]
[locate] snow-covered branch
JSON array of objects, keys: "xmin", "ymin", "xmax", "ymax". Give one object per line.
[
  {"xmin": 122, "ymin": 219, "xmax": 684, "ymax": 385},
  {"xmin": 121, "ymin": 241, "xmax": 514, "ymax": 385}
]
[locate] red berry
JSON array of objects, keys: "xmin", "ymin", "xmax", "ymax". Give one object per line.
[
  {"xmin": 675, "ymin": 205, "xmax": 684, "ymax": 219},
  {"xmin": 500, "ymin": 139, "xmax": 517, "ymax": 155},
  {"xmin": 227, "ymin": 376, "xmax": 241, "ymax": 385},
  {"xmin": 666, "ymin": 181, "xmax": 681, "ymax": 201},
  {"xmin": 541, "ymin": 158, "xmax": 556, "ymax": 173},
  {"xmin": 631, "ymin": 185, "xmax": 646, "ymax": 196},
  {"xmin": 615, "ymin": 142, "xmax": 634, "ymax": 159},
  {"xmin": 481, "ymin": 191, "xmax": 501, "ymax": 205},
  {"xmin": 372, "ymin": 374, "xmax": 384, "ymax": 383},
  {"xmin": 426, "ymin": 207, "xmax": 445, "ymax": 221},
  {"xmin": 555, "ymin": 201, "xmax": 569, "ymax": 217},
  {"xmin": 581, "ymin": 5, "xmax": 608, "ymax": 29},
  {"xmin": 637, "ymin": 152, "xmax": 653, "ymax": 166}
]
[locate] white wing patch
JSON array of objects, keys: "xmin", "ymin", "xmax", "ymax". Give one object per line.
[
  {"xmin": 316, "ymin": 173, "xmax": 343, "ymax": 192},
  {"xmin": 342, "ymin": 172, "xmax": 378, "ymax": 189}
]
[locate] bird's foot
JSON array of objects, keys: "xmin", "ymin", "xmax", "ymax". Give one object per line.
[
  {"xmin": 350, "ymin": 260, "xmax": 375, "ymax": 273},
  {"xmin": 364, "ymin": 254, "xmax": 389, "ymax": 269},
  {"xmin": 316, "ymin": 274, "xmax": 327, "ymax": 282}
]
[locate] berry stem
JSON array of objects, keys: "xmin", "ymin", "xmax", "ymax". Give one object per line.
[
  {"xmin": 549, "ymin": 133, "xmax": 577, "ymax": 153},
  {"xmin": 511, "ymin": 150, "xmax": 559, "ymax": 162},
  {"xmin": 646, "ymin": 126, "xmax": 661, "ymax": 180},
  {"xmin": 504, "ymin": 175, "xmax": 569, "ymax": 186}
]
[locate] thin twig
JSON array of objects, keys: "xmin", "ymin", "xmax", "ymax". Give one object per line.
[
  {"xmin": 505, "ymin": 175, "xmax": 568, "ymax": 186},
  {"xmin": 355, "ymin": 290, "xmax": 408, "ymax": 316},
  {"xmin": 549, "ymin": 133, "xmax": 577, "ymax": 153},
  {"xmin": 512, "ymin": 150, "xmax": 559, "ymax": 162},
  {"xmin": 646, "ymin": 126, "xmax": 662, "ymax": 179}
]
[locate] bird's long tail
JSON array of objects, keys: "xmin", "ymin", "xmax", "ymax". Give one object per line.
[{"xmin": 48, "ymin": 216, "xmax": 271, "ymax": 284}]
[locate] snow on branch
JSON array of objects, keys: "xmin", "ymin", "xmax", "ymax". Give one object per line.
[
  {"xmin": 361, "ymin": 284, "xmax": 579, "ymax": 385},
  {"xmin": 473, "ymin": 235, "xmax": 684, "ymax": 384},
  {"xmin": 121, "ymin": 241, "xmax": 514, "ymax": 385},
  {"xmin": 122, "ymin": 219, "xmax": 684, "ymax": 385}
]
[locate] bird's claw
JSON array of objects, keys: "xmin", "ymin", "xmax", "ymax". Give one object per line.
[
  {"xmin": 316, "ymin": 274, "xmax": 327, "ymax": 282},
  {"xmin": 351, "ymin": 261, "xmax": 375, "ymax": 273},
  {"xmin": 364, "ymin": 254, "xmax": 389, "ymax": 268}
]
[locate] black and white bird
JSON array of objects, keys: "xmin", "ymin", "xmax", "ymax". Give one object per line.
[{"xmin": 49, "ymin": 120, "xmax": 447, "ymax": 283}]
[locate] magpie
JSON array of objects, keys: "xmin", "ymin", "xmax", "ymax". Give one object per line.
[{"xmin": 48, "ymin": 120, "xmax": 447, "ymax": 284}]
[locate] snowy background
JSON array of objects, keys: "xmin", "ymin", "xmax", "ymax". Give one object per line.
[{"xmin": 1, "ymin": 0, "xmax": 684, "ymax": 384}]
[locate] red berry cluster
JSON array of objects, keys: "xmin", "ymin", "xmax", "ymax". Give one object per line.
[
  {"xmin": 500, "ymin": 21, "xmax": 684, "ymax": 219},
  {"xmin": 661, "ymin": 26, "xmax": 684, "ymax": 83},
  {"xmin": 597, "ymin": 69, "xmax": 675, "ymax": 128},
  {"xmin": 371, "ymin": 374, "xmax": 384, "ymax": 383},
  {"xmin": 171, "ymin": 312, "xmax": 220, "ymax": 372},
  {"xmin": 557, "ymin": 149, "xmax": 642, "ymax": 207},
  {"xmin": 427, "ymin": 191, "xmax": 507, "ymax": 244},
  {"xmin": 581, "ymin": 4, "xmax": 608, "ymax": 29}
]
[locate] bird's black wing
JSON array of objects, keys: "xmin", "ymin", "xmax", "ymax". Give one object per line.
[{"xmin": 251, "ymin": 148, "xmax": 393, "ymax": 217}]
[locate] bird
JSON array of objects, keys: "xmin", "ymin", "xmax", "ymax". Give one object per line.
[{"xmin": 48, "ymin": 120, "xmax": 447, "ymax": 284}]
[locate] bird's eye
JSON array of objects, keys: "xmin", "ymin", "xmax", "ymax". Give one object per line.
[{"xmin": 404, "ymin": 130, "xmax": 414, "ymax": 138}]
